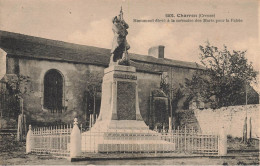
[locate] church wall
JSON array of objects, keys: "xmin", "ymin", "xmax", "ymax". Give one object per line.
[
  {"xmin": 10, "ymin": 55, "xmax": 199, "ymax": 127},
  {"xmin": 0, "ymin": 49, "xmax": 7, "ymax": 78},
  {"xmin": 18, "ymin": 58, "xmax": 105, "ymax": 126},
  {"xmin": 6, "ymin": 56, "xmax": 19, "ymax": 74},
  {"xmin": 136, "ymin": 72, "xmax": 161, "ymax": 126},
  {"xmin": 134, "ymin": 60, "xmax": 198, "ymax": 109},
  {"xmin": 134, "ymin": 60, "xmax": 197, "ymax": 89},
  {"xmin": 16, "ymin": 57, "xmax": 164, "ymax": 127},
  {"xmin": 170, "ymin": 67, "xmax": 196, "ymax": 89}
]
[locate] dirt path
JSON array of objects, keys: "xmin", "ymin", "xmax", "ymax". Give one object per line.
[{"xmin": 1, "ymin": 151, "xmax": 259, "ymax": 165}]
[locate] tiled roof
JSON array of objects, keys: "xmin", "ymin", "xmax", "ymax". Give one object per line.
[{"xmin": 0, "ymin": 30, "xmax": 204, "ymax": 71}]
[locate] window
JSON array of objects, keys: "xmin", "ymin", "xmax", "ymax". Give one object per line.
[{"xmin": 44, "ymin": 69, "xmax": 63, "ymax": 113}]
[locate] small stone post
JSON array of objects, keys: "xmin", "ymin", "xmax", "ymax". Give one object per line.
[
  {"xmin": 70, "ymin": 118, "xmax": 81, "ymax": 158},
  {"xmin": 249, "ymin": 117, "xmax": 252, "ymax": 142},
  {"xmin": 218, "ymin": 126, "xmax": 227, "ymax": 156},
  {"xmin": 243, "ymin": 116, "xmax": 247, "ymax": 143},
  {"xmin": 168, "ymin": 117, "xmax": 172, "ymax": 132},
  {"xmin": 26, "ymin": 125, "xmax": 33, "ymax": 154}
]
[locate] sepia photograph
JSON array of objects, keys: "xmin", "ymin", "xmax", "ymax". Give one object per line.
[{"xmin": 0, "ymin": 0, "xmax": 259, "ymax": 165}]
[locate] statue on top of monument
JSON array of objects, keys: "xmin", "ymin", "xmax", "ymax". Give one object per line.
[{"xmin": 110, "ymin": 7, "xmax": 130, "ymax": 66}]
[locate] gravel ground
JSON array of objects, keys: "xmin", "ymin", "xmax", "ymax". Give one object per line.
[{"xmin": 1, "ymin": 151, "xmax": 259, "ymax": 165}]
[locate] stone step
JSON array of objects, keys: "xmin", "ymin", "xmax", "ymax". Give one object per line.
[
  {"xmin": 98, "ymin": 143, "xmax": 175, "ymax": 153},
  {"xmin": 82, "ymin": 140, "xmax": 175, "ymax": 153}
]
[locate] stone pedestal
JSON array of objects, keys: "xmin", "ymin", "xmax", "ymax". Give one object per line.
[{"xmin": 82, "ymin": 65, "xmax": 175, "ymax": 153}]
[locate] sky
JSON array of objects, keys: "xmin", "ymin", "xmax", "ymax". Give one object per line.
[{"xmin": 0, "ymin": 0, "xmax": 259, "ymax": 88}]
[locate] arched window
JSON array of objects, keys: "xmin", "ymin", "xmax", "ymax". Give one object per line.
[{"xmin": 44, "ymin": 69, "xmax": 63, "ymax": 113}]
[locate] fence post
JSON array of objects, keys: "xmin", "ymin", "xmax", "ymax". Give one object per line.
[
  {"xmin": 169, "ymin": 117, "xmax": 172, "ymax": 132},
  {"xmin": 26, "ymin": 125, "xmax": 33, "ymax": 154},
  {"xmin": 218, "ymin": 126, "xmax": 227, "ymax": 156},
  {"xmin": 70, "ymin": 118, "xmax": 81, "ymax": 158}
]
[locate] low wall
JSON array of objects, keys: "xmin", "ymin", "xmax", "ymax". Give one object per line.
[{"xmin": 194, "ymin": 104, "xmax": 259, "ymax": 138}]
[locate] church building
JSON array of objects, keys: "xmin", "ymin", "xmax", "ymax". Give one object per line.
[{"xmin": 0, "ymin": 30, "xmax": 204, "ymax": 128}]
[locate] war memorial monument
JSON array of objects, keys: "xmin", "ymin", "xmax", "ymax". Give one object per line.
[{"xmin": 81, "ymin": 9, "xmax": 175, "ymax": 153}]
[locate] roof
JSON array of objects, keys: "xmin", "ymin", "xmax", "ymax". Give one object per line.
[{"xmin": 0, "ymin": 30, "xmax": 204, "ymax": 72}]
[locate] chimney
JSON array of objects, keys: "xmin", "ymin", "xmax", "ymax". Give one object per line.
[{"xmin": 148, "ymin": 45, "xmax": 165, "ymax": 59}]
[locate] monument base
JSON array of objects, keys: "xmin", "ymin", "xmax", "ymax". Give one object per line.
[
  {"xmin": 81, "ymin": 65, "xmax": 175, "ymax": 153},
  {"xmin": 81, "ymin": 128, "xmax": 175, "ymax": 153}
]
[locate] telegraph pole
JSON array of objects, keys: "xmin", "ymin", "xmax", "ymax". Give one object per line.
[
  {"xmin": 169, "ymin": 68, "xmax": 173, "ymax": 131},
  {"xmin": 243, "ymin": 81, "xmax": 248, "ymax": 143}
]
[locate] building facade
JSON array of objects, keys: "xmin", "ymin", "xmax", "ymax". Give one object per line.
[{"xmin": 0, "ymin": 30, "xmax": 203, "ymax": 128}]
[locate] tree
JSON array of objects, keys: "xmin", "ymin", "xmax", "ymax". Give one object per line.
[
  {"xmin": 4, "ymin": 74, "xmax": 32, "ymax": 141},
  {"xmin": 160, "ymin": 73, "xmax": 184, "ymax": 128},
  {"xmin": 185, "ymin": 42, "xmax": 258, "ymax": 108}
]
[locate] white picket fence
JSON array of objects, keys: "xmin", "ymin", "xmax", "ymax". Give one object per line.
[
  {"xmin": 26, "ymin": 118, "xmax": 226, "ymax": 158},
  {"xmin": 161, "ymin": 128, "xmax": 219, "ymax": 155},
  {"xmin": 26, "ymin": 124, "xmax": 72, "ymax": 157}
]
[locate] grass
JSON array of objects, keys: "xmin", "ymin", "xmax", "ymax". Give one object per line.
[
  {"xmin": 227, "ymin": 136, "xmax": 259, "ymax": 152},
  {"xmin": 0, "ymin": 135, "xmax": 24, "ymax": 153}
]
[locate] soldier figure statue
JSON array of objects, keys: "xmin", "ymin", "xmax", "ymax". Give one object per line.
[{"xmin": 110, "ymin": 7, "xmax": 130, "ymax": 66}]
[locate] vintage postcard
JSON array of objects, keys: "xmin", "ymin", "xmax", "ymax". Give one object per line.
[{"xmin": 0, "ymin": 0, "xmax": 259, "ymax": 165}]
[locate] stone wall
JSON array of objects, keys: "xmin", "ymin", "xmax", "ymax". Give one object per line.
[
  {"xmin": 6, "ymin": 57, "xmax": 163, "ymax": 126},
  {"xmin": 5, "ymin": 53, "xmax": 199, "ymax": 127},
  {"xmin": 17, "ymin": 57, "xmax": 104, "ymax": 125},
  {"xmin": 0, "ymin": 49, "xmax": 6, "ymax": 78},
  {"xmin": 194, "ymin": 104, "xmax": 259, "ymax": 138},
  {"xmin": 134, "ymin": 60, "xmax": 197, "ymax": 90},
  {"xmin": 136, "ymin": 72, "xmax": 161, "ymax": 124},
  {"xmin": 134, "ymin": 60, "xmax": 198, "ymax": 112}
]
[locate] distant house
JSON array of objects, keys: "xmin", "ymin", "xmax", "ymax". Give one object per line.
[{"xmin": 0, "ymin": 30, "xmax": 207, "ymax": 128}]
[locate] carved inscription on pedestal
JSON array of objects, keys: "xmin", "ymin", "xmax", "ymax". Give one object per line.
[
  {"xmin": 114, "ymin": 73, "xmax": 137, "ymax": 80},
  {"xmin": 117, "ymin": 81, "xmax": 136, "ymax": 120}
]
